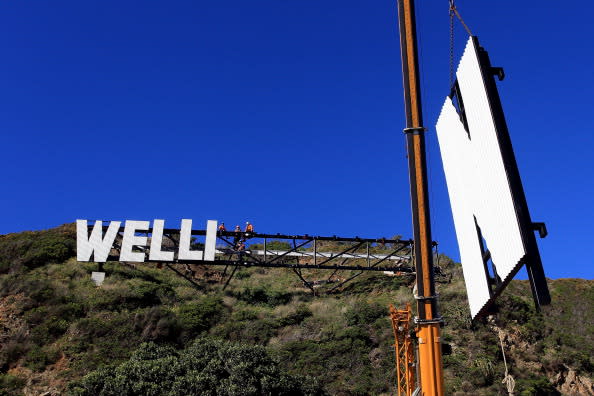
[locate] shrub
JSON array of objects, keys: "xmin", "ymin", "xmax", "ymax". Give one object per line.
[
  {"xmin": 495, "ymin": 295, "xmax": 533, "ymax": 324},
  {"xmin": 67, "ymin": 339, "xmax": 325, "ymax": 396},
  {"xmin": 22, "ymin": 302, "xmax": 83, "ymax": 347},
  {"xmin": 86, "ymin": 279, "xmax": 174, "ymax": 311},
  {"xmin": 134, "ymin": 306, "xmax": 180, "ymax": 342},
  {"xmin": 30, "ymin": 317, "xmax": 69, "ymax": 345},
  {"xmin": 0, "ymin": 276, "xmax": 54, "ymax": 303},
  {"xmin": 212, "ymin": 308, "xmax": 279, "ymax": 344},
  {"xmin": 516, "ymin": 376, "xmax": 560, "ymax": 396},
  {"xmin": 276, "ymin": 304, "xmax": 312, "ymax": 327},
  {"xmin": 0, "ymin": 224, "xmax": 76, "ymax": 273},
  {"xmin": 345, "ymin": 300, "xmax": 387, "ymax": 326},
  {"xmin": 234, "ymin": 270, "xmax": 251, "ymax": 280},
  {"xmin": 65, "ymin": 312, "xmax": 140, "ymax": 371},
  {"xmin": 0, "ymin": 338, "xmax": 29, "ymax": 372},
  {"xmin": 278, "ymin": 334, "xmax": 376, "ymax": 395},
  {"xmin": 232, "ymin": 286, "xmax": 292, "ymax": 307},
  {"xmin": 24, "ymin": 345, "xmax": 61, "ymax": 372},
  {"xmin": 177, "ymin": 295, "xmax": 224, "ymax": 341},
  {"xmin": 339, "ymin": 273, "xmax": 413, "ymax": 294},
  {"xmin": 0, "ymin": 374, "xmax": 26, "ymax": 396}
]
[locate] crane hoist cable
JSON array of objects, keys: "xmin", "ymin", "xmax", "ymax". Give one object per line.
[{"xmin": 449, "ymin": 0, "xmax": 473, "ymax": 87}]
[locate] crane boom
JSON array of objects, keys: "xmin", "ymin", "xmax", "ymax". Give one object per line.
[{"xmin": 395, "ymin": 1, "xmax": 445, "ymax": 394}]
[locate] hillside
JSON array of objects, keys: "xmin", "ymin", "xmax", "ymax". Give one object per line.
[{"xmin": 0, "ymin": 224, "xmax": 593, "ymax": 395}]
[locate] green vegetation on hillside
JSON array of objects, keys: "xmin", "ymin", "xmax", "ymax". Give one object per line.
[
  {"xmin": 0, "ymin": 225, "xmax": 593, "ymax": 395},
  {"xmin": 68, "ymin": 339, "xmax": 323, "ymax": 396}
]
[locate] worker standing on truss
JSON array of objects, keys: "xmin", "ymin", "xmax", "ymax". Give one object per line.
[
  {"xmin": 233, "ymin": 225, "xmax": 242, "ymax": 249},
  {"xmin": 236, "ymin": 240, "xmax": 247, "ymax": 262}
]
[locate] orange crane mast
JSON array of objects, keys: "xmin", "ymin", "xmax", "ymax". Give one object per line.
[{"xmin": 394, "ymin": 0, "xmax": 445, "ymax": 395}]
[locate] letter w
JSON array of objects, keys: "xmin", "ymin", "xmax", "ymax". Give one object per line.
[{"xmin": 77, "ymin": 220, "xmax": 121, "ymax": 262}]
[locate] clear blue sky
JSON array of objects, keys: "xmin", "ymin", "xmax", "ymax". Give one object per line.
[{"xmin": 1, "ymin": 1, "xmax": 592, "ymax": 279}]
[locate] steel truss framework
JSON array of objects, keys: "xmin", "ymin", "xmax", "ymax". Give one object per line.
[
  {"xmin": 390, "ymin": 303, "xmax": 416, "ymax": 396},
  {"xmin": 94, "ymin": 226, "xmax": 446, "ymax": 292}
]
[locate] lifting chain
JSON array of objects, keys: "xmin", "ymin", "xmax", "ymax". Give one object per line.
[
  {"xmin": 449, "ymin": 1, "xmax": 455, "ymax": 87},
  {"xmin": 448, "ymin": 0, "xmax": 473, "ymax": 88}
]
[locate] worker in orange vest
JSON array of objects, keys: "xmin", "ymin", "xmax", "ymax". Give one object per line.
[
  {"xmin": 218, "ymin": 223, "xmax": 226, "ymax": 234},
  {"xmin": 245, "ymin": 222, "xmax": 254, "ymax": 233}
]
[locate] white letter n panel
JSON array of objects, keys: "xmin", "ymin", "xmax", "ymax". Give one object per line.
[{"xmin": 435, "ymin": 38, "xmax": 525, "ymax": 319}]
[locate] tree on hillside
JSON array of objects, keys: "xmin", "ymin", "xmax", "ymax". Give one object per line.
[{"xmin": 67, "ymin": 338, "xmax": 325, "ymax": 396}]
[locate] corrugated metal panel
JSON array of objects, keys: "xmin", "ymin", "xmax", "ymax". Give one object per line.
[
  {"xmin": 436, "ymin": 37, "xmax": 526, "ymax": 318},
  {"xmin": 436, "ymin": 98, "xmax": 490, "ymax": 318}
]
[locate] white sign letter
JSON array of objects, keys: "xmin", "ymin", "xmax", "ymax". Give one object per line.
[
  {"xmin": 178, "ymin": 219, "xmax": 202, "ymax": 260},
  {"xmin": 204, "ymin": 220, "xmax": 217, "ymax": 261},
  {"xmin": 77, "ymin": 220, "xmax": 120, "ymax": 262},
  {"xmin": 149, "ymin": 219, "xmax": 174, "ymax": 261},
  {"xmin": 120, "ymin": 220, "xmax": 150, "ymax": 262},
  {"xmin": 435, "ymin": 37, "xmax": 527, "ymax": 318}
]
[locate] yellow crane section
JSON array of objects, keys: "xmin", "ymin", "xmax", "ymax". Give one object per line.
[{"xmin": 390, "ymin": 303, "xmax": 415, "ymax": 396}]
